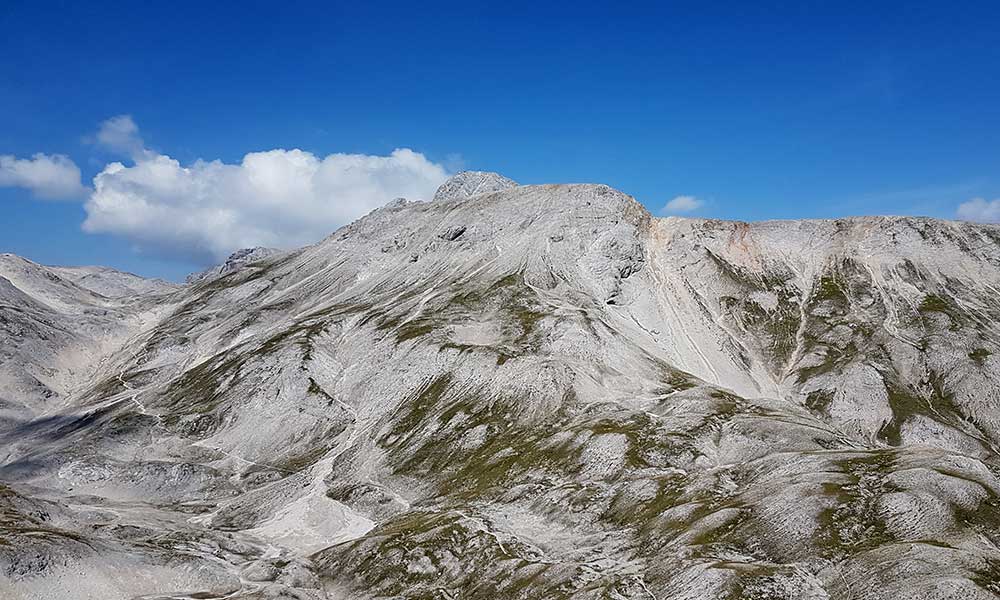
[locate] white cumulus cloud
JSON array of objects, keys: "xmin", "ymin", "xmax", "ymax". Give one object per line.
[
  {"xmin": 660, "ymin": 195, "xmax": 703, "ymax": 215},
  {"xmin": 0, "ymin": 153, "xmax": 87, "ymax": 200},
  {"xmin": 957, "ymin": 198, "xmax": 1000, "ymax": 223},
  {"xmin": 94, "ymin": 114, "xmax": 147, "ymax": 159},
  {"xmin": 83, "ymin": 144, "xmax": 450, "ymax": 264}
]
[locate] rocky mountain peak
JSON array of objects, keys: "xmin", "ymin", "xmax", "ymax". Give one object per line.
[
  {"xmin": 431, "ymin": 170, "xmax": 518, "ymax": 202},
  {"xmin": 185, "ymin": 246, "xmax": 281, "ymax": 284}
]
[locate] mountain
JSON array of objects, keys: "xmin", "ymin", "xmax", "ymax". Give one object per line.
[
  {"xmin": 2, "ymin": 175, "xmax": 1000, "ymax": 599},
  {"xmin": 48, "ymin": 265, "xmax": 179, "ymax": 298}
]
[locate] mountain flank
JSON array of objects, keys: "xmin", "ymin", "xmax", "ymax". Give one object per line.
[{"xmin": 3, "ymin": 173, "xmax": 1000, "ymax": 599}]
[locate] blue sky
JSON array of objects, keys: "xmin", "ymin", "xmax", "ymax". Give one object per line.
[{"xmin": 2, "ymin": 1, "xmax": 999, "ymax": 281}]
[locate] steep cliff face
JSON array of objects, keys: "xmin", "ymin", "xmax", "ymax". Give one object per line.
[{"xmin": 2, "ymin": 177, "xmax": 1000, "ymax": 599}]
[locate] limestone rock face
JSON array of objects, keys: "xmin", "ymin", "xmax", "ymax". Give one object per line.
[
  {"xmin": 185, "ymin": 246, "xmax": 282, "ymax": 284},
  {"xmin": 432, "ymin": 170, "xmax": 518, "ymax": 202},
  {"xmin": 3, "ymin": 183, "xmax": 1000, "ymax": 600}
]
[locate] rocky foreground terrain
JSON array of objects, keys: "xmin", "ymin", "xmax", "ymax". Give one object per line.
[{"xmin": 3, "ymin": 171, "xmax": 1000, "ymax": 599}]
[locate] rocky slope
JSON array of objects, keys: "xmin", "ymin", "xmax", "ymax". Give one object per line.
[
  {"xmin": 49, "ymin": 265, "xmax": 179, "ymax": 298},
  {"xmin": 2, "ymin": 174, "xmax": 1000, "ymax": 599},
  {"xmin": 185, "ymin": 247, "xmax": 282, "ymax": 285}
]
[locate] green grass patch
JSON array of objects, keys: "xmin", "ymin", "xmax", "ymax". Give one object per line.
[
  {"xmin": 815, "ymin": 451, "xmax": 898, "ymax": 559},
  {"xmin": 969, "ymin": 347, "xmax": 991, "ymax": 365}
]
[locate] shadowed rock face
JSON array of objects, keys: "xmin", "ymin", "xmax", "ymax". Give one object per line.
[{"xmin": 3, "ymin": 177, "xmax": 1000, "ymax": 599}]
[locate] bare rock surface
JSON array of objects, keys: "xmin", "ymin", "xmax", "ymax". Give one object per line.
[
  {"xmin": 3, "ymin": 181, "xmax": 1000, "ymax": 599},
  {"xmin": 185, "ymin": 247, "xmax": 283, "ymax": 284},
  {"xmin": 431, "ymin": 170, "xmax": 518, "ymax": 202}
]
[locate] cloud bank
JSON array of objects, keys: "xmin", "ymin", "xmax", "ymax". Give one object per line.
[
  {"xmin": 660, "ymin": 195, "xmax": 703, "ymax": 215},
  {"xmin": 0, "ymin": 116, "xmax": 448, "ymax": 265},
  {"xmin": 73, "ymin": 116, "xmax": 451, "ymax": 264},
  {"xmin": 957, "ymin": 198, "xmax": 1000, "ymax": 223},
  {"xmin": 84, "ymin": 147, "xmax": 449, "ymax": 264},
  {"xmin": 0, "ymin": 153, "xmax": 87, "ymax": 200}
]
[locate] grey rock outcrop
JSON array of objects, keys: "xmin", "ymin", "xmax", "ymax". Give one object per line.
[
  {"xmin": 185, "ymin": 246, "xmax": 282, "ymax": 284},
  {"xmin": 431, "ymin": 170, "xmax": 518, "ymax": 202}
]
